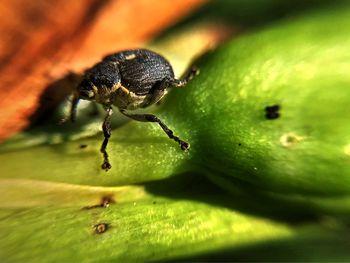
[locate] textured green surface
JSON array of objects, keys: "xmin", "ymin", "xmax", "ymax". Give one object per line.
[
  {"xmin": 172, "ymin": 5, "xmax": 350, "ymax": 219},
  {"xmin": 2, "ymin": 176, "xmax": 350, "ymax": 262},
  {"xmin": 165, "ymin": 7, "xmax": 350, "ymax": 196},
  {"xmin": 2, "ymin": 4, "xmax": 350, "ymax": 193},
  {"xmin": 1, "ymin": 3, "xmax": 350, "ymax": 262},
  {"xmin": 0, "ymin": 191, "xmax": 294, "ymax": 262}
]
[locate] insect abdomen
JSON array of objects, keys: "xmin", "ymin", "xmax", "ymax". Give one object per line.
[{"xmin": 105, "ymin": 49, "xmax": 175, "ymax": 95}]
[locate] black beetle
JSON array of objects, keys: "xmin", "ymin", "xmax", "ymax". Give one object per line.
[{"xmin": 64, "ymin": 49, "xmax": 198, "ymax": 171}]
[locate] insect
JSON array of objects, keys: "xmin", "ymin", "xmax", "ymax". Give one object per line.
[{"xmin": 64, "ymin": 49, "xmax": 198, "ymax": 171}]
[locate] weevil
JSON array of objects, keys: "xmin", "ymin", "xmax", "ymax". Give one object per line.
[{"xmin": 64, "ymin": 49, "xmax": 198, "ymax": 171}]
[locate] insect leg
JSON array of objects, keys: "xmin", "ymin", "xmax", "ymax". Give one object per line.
[
  {"xmin": 69, "ymin": 94, "xmax": 80, "ymax": 122},
  {"xmin": 172, "ymin": 66, "xmax": 199, "ymax": 87},
  {"xmin": 120, "ymin": 109, "xmax": 189, "ymax": 151},
  {"xmin": 147, "ymin": 78, "xmax": 172, "ymax": 106},
  {"xmin": 59, "ymin": 93, "xmax": 80, "ymax": 124},
  {"xmin": 100, "ymin": 107, "xmax": 113, "ymax": 171}
]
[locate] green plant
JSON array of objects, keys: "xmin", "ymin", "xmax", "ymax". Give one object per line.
[{"xmin": 1, "ymin": 2, "xmax": 350, "ymax": 262}]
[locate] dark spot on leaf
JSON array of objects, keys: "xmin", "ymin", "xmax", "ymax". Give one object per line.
[
  {"xmin": 100, "ymin": 196, "xmax": 116, "ymax": 207},
  {"xmin": 265, "ymin": 104, "xmax": 280, "ymax": 120},
  {"xmin": 79, "ymin": 144, "xmax": 88, "ymax": 149},
  {"xmin": 238, "ymin": 143, "xmax": 242, "ymax": 146},
  {"xmin": 280, "ymin": 133, "xmax": 303, "ymax": 147},
  {"xmin": 83, "ymin": 195, "xmax": 116, "ymax": 210},
  {"xmin": 93, "ymin": 223, "xmax": 109, "ymax": 234}
]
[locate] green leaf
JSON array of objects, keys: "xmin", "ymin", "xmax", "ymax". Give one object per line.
[
  {"xmin": 2, "ymin": 4, "xmax": 350, "ymax": 197},
  {"xmin": 164, "ymin": 5, "xmax": 350, "ymax": 196},
  {"xmin": 0, "ymin": 176, "xmax": 293, "ymax": 262},
  {"xmin": 1, "ymin": 176, "xmax": 348, "ymax": 262},
  {"xmin": 2, "ymin": 3, "xmax": 350, "ymax": 262}
]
